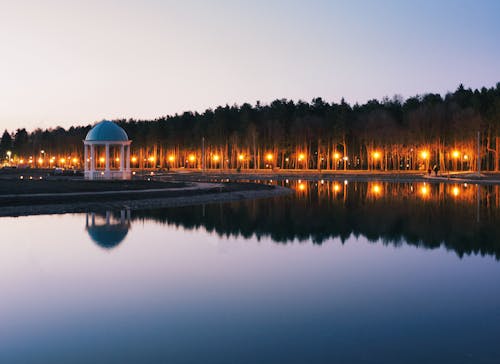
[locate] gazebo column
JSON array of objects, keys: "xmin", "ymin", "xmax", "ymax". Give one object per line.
[
  {"xmin": 84, "ymin": 144, "xmax": 88, "ymax": 172},
  {"xmin": 126, "ymin": 144, "xmax": 130, "ymax": 171},
  {"xmin": 120, "ymin": 144, "xmax": 125, "ymax": 174},
  {"xmin": 105, "ymin": 143, "xmax": 110, "ymax": 176},
  {"xmin": 90, "ymin": 144, "xmax": 95, "ymax": 179}
]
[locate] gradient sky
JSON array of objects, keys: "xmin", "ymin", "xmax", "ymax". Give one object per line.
[{"xmin": 0, "ymin": 0, "xmax": 499, "ymax": 131}]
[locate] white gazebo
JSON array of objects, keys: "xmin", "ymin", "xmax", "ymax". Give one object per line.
[{"xmin": 84, "ymin": 120, "xmax": 132, "ymax": 180}]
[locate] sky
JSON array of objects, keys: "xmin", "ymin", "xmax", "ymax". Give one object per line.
[{"xmin": 0, "ymin": 0, "xmax": 499, "ymax": 131}]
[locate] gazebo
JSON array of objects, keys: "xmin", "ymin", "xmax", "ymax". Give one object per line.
[
  {"xmin": 84, "ymin": 120, "xmax": 132, "ymax": 180},
  {"xmin": 86, "ymin": 210, "xmax": 131, "ymax": 250}
]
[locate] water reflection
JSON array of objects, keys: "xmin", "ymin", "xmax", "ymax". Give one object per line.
[
  {"xmin": 85, "ymin": 210, "xmax": 131, "ymax": 249},
  {"xmin": 117, "ymin": 180, "xmax": 500, "ymax": 259}
]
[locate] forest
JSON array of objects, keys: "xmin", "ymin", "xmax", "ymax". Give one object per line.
[{"xmin": 1, "ymin": 83, "xmax": 500, "ymax": 171}]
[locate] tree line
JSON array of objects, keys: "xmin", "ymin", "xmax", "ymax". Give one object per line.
[{"xmin": 1, "ymin": 83, "xmax": 500, "ymax": 171}]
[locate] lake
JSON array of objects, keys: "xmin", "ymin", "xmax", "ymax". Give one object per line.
[{"xmin": 1, "ymin": 180, "xmax": 499, "ymax": 364}]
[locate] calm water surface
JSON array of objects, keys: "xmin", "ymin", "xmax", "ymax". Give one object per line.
[{"xmin": 1, "ymin": 180, "xmax": 500, "ymax": 364}]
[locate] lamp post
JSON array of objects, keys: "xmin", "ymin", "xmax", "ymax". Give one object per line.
[
  {"xmin": 372, "ymin": 151, "xmax": 381, "ymax": 170},
  {"xmin": 420, "ymin": 150, "xmax": 429, "ymax": 172},
  {"xmin": 452, "ymin": 150, "xmax": 460, "ymax": 171},
  {"xmin": 333, "ymin": 152, "xmax": 340, "ymax": 171},
  {"xmin": 266, "ymin": 153, "xmax": 273, "ymax": 169}
]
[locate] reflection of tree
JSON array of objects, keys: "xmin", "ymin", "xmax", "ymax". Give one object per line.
[{"xmin": 130, "ymin": 182, "xmax": 500, "ymax": 260}]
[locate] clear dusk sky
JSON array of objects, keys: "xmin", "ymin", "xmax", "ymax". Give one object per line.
[{"xmin": 0, "ymin": 0, "xmax": 499, "ymax": 131}]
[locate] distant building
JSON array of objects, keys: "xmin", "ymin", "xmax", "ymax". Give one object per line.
[{"xmin": 83, "ymin": 120, "xmax": 132, "ymax": 180}]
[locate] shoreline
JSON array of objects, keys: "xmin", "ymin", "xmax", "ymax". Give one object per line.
[
  {"xmin": 153, "ymin": 170, "xmax": 500, "ymax": 185},
  {"xmin": 0, "ymin": 184, "xmax": 292, "ymax": 218}
]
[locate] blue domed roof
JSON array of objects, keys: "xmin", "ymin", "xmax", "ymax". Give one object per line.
[
  {"xmin": 85, "ymin": 120, "xmax": 129, "ymax": 141},
  {"xmin": 87, "ymin": 224, "xmax": 129, "ymax": 250}
]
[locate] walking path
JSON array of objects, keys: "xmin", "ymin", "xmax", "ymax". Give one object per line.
[{"xmin": 0, "ymin": 182, "xmax": 221, "ymax": 199}]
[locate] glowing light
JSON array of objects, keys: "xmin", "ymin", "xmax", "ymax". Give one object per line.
[
  {"xmin": 452, "ymin": 186, "xmax": 460, "ymax": 197},
  {"xmin": 212, "ymin": 155, "xmax": 220, "ymax": 162},
  {"xmin": 333, "ymin": 184, "xmax": 341, "ymax": 192},
  {"xmin": 372, "ymin": 151, "xmax": 381, "ymax": 160},
  {"xmin": 343, "ymin": 156, "xmax": 349, "ymax": 161},
  {"xmin": 463, "ymin": 154, "xmax": 469, "ymax": 160},
  {"xmin": 72, "ymin": 158, "xmax": 78, "ymax": 164},
  {"xmin": 131, "ymin": 156, "xmax": 138, "ymax": 163},
  {"xmin": 168, "ymin": 155, "xmax": 175, "ymax": 162},
  {"xmin": 148, "ymin": 156, "xmax": 155, "ymax": 162},
  {"xmin": 38, "ymin": 158, "xmax": 43, "ymax": 164},
  {"xmin": 19, "ymin": 159, "xmax": 24, "ymax": 164},
  {"xmin": 452, "ymin": 150, "xmax": 460, "ymax": 159},
  {"xmin": 266, "ymin": 153, "xmax": 273, "ymax": 161},
  {"xmin": 420, "ymin": 150, "xmax": 429, "ymax": 159},
  {"xmin": 298, "ymin": 153, "xmax": 305, "ymax": 162},
  {"xmin": 115, "ymin": 157, "xmax": 120, "ymax": 162},
  {"xmin": 188, "ymin": 154, "xmax": 196, "ymax": 162},
  {"xmin": 372, "ymin": 184, "xmax": 382, "ymax": 194},
  {"xmin": 298, "ymin": 183, "xmax": 306, "ymax": 191},
  {"xmin": 99, "ymin": 157, "xmax": 105, "ymax": 163},
  {"xmin": 60, "ymin": 158, "xmax": 66, "ymax": 164},
  {"xmin": 420, "ymin": 185, "xmax": 429, "ymax": 197},
  {"xmin": 238, "ymin": 154, "xmax": 245, "ymax": 161},
  {"xmin": 334, "ymin": 153, "xmax": 341, "ymax": 159}
]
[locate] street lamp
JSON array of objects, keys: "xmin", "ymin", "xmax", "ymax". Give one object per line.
[
  {"xmin": 188, "ymin": 154, "xmax": 196, "ymax": 168},
  {"xmin": 266, "ymin": 153, "xmax": 273, "ymax": 169}
]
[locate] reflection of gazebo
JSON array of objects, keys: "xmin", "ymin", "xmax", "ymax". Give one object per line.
[
  {"xmin": 85, "ymin": 210, "xmax": 131, "ymax": 250},
  {"xmin": 84, "ymin": 120, "xmax": 132, "ymax": 180}
]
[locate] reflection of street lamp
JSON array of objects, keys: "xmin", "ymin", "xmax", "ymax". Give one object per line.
[
  {"xmin": 371, "ymin": 184, "xmax": 382, "ymax": 195},
  {"xmin": 420, "ymin": 184, "xmax": 429, "ymax": 198}
]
